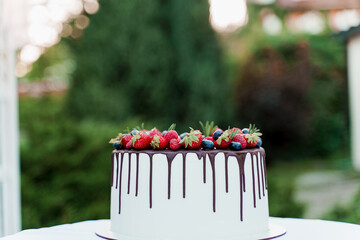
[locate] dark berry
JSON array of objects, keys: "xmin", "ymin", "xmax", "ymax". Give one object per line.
[
  {"xmin": 113, "ymin": 141, "xmax": 122, "ymax": 150},
  {"xmin": 256, "ymin": 137, "xmax": 262, "ymax": 147},
  {"xmin": 230, "ymin": 141, "xmax": 242, "ymax": 150},
  {"xmin": 201, "ymin": 139, "xmax": 214, "ymax": 149},
  {"xmin": 131, "ymin": 130, "xmax": 139, "ymax": 136},
  {"xmin": 162, "ymin": 130, "xmax": 168, "ymax": 136},
  {"xmin": 242, "ymin": 128, "xmax": 249, "ymax": 134},
  {"xmin": 180, "ymin": 133, "xmax": 188, "ymax": 139},
  {"xmin": 212, "ymin": 129, "xmax": 223, "ymax": 141}
]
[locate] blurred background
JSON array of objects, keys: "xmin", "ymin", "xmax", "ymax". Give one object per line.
[{"xmin": 1, "ymin": 0, "xmax": 360, "ymax": 236}]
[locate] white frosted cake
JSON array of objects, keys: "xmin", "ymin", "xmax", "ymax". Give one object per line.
[{"xmin": 98, "ymin": 124, "xmax": 286, "ymax": 240}]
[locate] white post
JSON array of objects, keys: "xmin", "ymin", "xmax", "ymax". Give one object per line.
[
  {"xmin": 0, "ymin": 0, "xmax": 23, "ymax": 236},
  {"xmin": 347, "ymin": 34, "xmax": 360, "ymax": 171}
]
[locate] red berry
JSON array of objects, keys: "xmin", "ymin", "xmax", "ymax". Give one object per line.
[
  {"xmin": 149, "ymin": 128, "xmax": 162, "ymax": 137},
  {"xmin": 164, "ymin": 130, "xmax": 179, "ymax": 142},
  {"xmin": 170, "ymin": 138, "xmax": 182, "ymax": 150},
  {"xmin": 180, "ymin": 130, "xmax": 203, "ymax": 149},
  {"xmin": 125, "ymin": 141, "xmax": 132, "ymax": 149},
  {"xmin": 132, "ymin": 132, "xmax": 151, "ymax": 149},
  {"xmin": 232, "ymin": 134, "xmax": 247, "ymax": 149},
  {"xmin": 122, "ymin": 134, "xmax": 133, "ymax": 147},
  {"xmin": 151, "ymin": 135, "xmax": 169, "ymax": 150},
  {"xmin": 230, "ymin": 127, "xmax": 243, "ymax": 135},
  {"xmin": 244, "ymin": 133, "xmax": 259, "ymax": 148},
  {"xmin": 214, "ymin": 131, "xmax": 231, "ymax": 148}
]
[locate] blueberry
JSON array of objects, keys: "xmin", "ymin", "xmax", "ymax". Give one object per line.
[
  {"xmin": 131, "ymin": 130, "xmax": 139, "ymax": 136},
  {"xmin": 212, "ymin": 129, "xmax": 223, "ymax": 141},
  {"xmin": 144, "ymin": 132, "xmax": 151, "ymax": 136},
  {"xmin": 256, "ymin": 137, "xmax": 262, "ymax": 147},
  {"xmin": 180, "ymin": 133, "xmax": 188, "ymax": 139},
  {"xmin": 162, "ymin": 130, "xmax": 168, "ymax": 136},
  {"xmin": 113, "ymin": 141, "xmax": 122, "ymax": 150},
  {"xmin": 202, "ymin": 139, "xmax": 214, "ymax": 149},
  {"xmin": 230, "ymin": 142, "xmax": 242, "ymax": 150},
  {"xmin": 242, "ymin": 128, "xmax": 249, "ymax": 134}
]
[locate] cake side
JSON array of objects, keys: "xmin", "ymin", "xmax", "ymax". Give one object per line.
[{"xmin": 110, "ymin": 148, "xmax": 269, "ymax": 240}]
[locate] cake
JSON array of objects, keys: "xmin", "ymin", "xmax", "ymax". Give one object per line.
[{"xmin": 97, "ymin": 123, "xmax": 286, "ymax": 240}]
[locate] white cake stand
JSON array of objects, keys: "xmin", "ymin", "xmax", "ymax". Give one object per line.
[{"xmin": 95, "ymin": 221, "xmax": 286, "ymax": 240}]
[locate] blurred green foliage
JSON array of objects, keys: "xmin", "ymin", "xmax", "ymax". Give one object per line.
[
  {"xmin": 324, "ymin": 187, "xmax": 360, "ymax": 224},
  {"xmin": 66, "ymin": 0, "xmax": 229, "ymax": 131}
]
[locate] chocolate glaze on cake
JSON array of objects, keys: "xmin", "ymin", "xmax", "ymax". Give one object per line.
[{"xmin": 111, "ymin": 147, "xmax": 266, "ymax": 221}]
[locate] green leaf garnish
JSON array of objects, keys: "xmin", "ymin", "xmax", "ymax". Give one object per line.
[{"xmin": 199, "ymin": 121, "xmax": 218, "ymax": 137}]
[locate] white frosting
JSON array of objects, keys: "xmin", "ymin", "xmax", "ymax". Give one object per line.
[{"xmin": 110, "ymin": 151, "xmax": 269, "ymax": 240}]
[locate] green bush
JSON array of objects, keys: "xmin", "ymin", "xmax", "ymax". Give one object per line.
[
  {"xmin": 66, "ymin": 0, "xmax": 229, "ymax": 131},
  {"xmin": 19, "ymin": 97, "xmax": 126, "ymax": 228}
]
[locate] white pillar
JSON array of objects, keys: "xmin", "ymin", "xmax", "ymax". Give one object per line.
[{"xmin": 347, "ymin": 34, "xmax": 360, "ymax": 171}]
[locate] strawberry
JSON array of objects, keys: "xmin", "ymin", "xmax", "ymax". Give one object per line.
[
  {"xmin": 164, "ymin": 123, "xmax": 179, "ymax": 142},
  {"xmin": 244, "ymin": 124, "xmax": 262, "ymax": 148},
  {"xmin": 149, "ymin": 128, "xmax": 162, "ymax": 137},
  {"xmin": 170, "ymin": 138, "xmax": 182, "ymax": 150},
  {"xmin": 230, "ymin": 127, "xmax": 242, "ymax": 136},
  {"xmin": 164, "ymin": 130, "xmax": 179, "ymax": 142},
  {"xmin": 122, "ymin": 134, "xmax": 133, "ymax": 147},
  {"xmin": 232, "ymin": 133, "xmax": 247, "ymax": 149},
  {"xmin": 180, "ymin": 129, "xmax": 203, "ymax": 149},
  {"xmin": 151, "ymin": 135, "xmax": 168, "ymax": 150},
  {"xmin": 131, "ymin": 132, "xmax": 151, "ymax": 149},
  {"xmin": 125, "ymin": 141, "xmax": 132, "ymax": 149},
  {"xmin": 214, "ymin": 130, "xmax": 231, "ymax": 148}
]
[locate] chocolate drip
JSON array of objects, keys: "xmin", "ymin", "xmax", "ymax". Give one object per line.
[
  {"xmin": 165, "ymin": 152, "xmax": 177, "ymax": 199},
  {"xmin": 251, "ymin": 155, "xmax": 256, "ymax": 208},
  {"xmin": 255, "ymin": 153, "xmax": 261, "ymax": 200},
  {"xmin": 112, "ymin": 148, "xmax": 266, "ymax": 221},
  {"xmin": 118, "ymin": 152, "xmax": 124, "ymax": 214},
  {"xmin": 207, "ymin": 152, "xmax": 217, "ymax": 212},
  {"xmin": 111, "ymin": 152, "xmax": 115, "ymax": 187},
  {"xmin": 182, "ymin": 153, "xmax": 187, "ymax": 198},
  {"xmin": 225, "ymin": 158, "xmax": 229, "ymax": 193},
  {"xmin": 149, "ymin": 153, "xmax": 154, "ymax": 208},
  {"xmin": 127, "ymin": 155, "xmax": 131, "ymax": 194},
  {"xmin": 261, "ymin": 149, "xmax": 268, "ymax": 189},
  {"xmin": 115, "ymin": 153, "xmax": 119, "ymax": 189},
  {"xmin": 135, "ymin": 153, "xmax": 140, "ymax": 196},
  {"xmin": 260, "ymin": 153, "xmax": 265, "ymax": 197}
]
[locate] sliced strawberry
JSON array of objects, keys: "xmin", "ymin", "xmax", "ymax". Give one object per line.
[{"xmin": 122, "ymin": 134, "xmax": 133, "ymax": 147}]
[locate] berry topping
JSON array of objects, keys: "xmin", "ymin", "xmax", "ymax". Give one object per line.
[
  {"xmin": 149, "ymin": 128, "xmax": 162, "ymax": 137},
  {"xmin": 244, "ymin": 124, "xmax": 262, "ymax": 148},
  {"xmin": 122, "ymin": 134, "xmax": 133, "ymax": 147},
  {"xmin": 230, "ymin": 142, "xmax": 242, "ymax": 150},
  {"xmin": 212, "ymin": 129, "xmax": 223, "ymax": 141},
  {"xmin": 201, "ymin": 139, "xmax": 214, "ymax": 149},
  {"xmin": 130, "ymin": 129, "xmax": 139, "ymax": 136},
  {"xmin": 131, "ymin": 132, "xmax": 152, "ymax": 149},
  {"xmin": 230, "ymin": 127, "xmax": 242, "ymax": 136},
  {"xmin": 164, "ymin": 123, "xmax": 179, "ymax": 142},
  {"xmin": 203, "ymin": 136, "xmax": 215, "ymax": 143},
  {"xmin": 242, "ymin": 128, "xmax": 249, "ymax": 134},
  {"xmin": 232, "ymin": 133, "xmax": 247, "ymax": 149},
  {"xmin": 214, "ymin": 130, "xmax": 231, "ymax": 149},
  {"xmin": 180, "ymin": 133, "xmax": 188, "ymax": 139},
  {"xmin": 256, "ymin": 137, "xmax": 262, "ymax": 147},
  {"xmin": 151, "ymin": 135, "xmax": 169, "ymax": 150},
  {"xmin": 170, "ymin": 138, "xmax": 182, "ymax": 150},
  {"xmin": 125, "ymin": 141, "xmax": 132, "ymax": 149},
  {"xmin": 180, "ymin": 128, "xmax": 203, "ymax": 149},
  {"xmin": 113, "ymin": 141, "xmax": 122, "ymax": 150}
]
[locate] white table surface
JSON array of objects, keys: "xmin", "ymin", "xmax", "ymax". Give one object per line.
[{"xmin": 1, "ymin": 217, "xmax": 360, "ymax": 240}]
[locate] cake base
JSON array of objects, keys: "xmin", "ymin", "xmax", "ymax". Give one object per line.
[{"xmin": 95, "ymin": 221, "xmax": 286, "ymax": 240}]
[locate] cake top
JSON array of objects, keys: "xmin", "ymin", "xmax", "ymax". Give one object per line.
[{"xmin": 109, "ymin": 121, "xmax": 262, "ymax": 151}]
